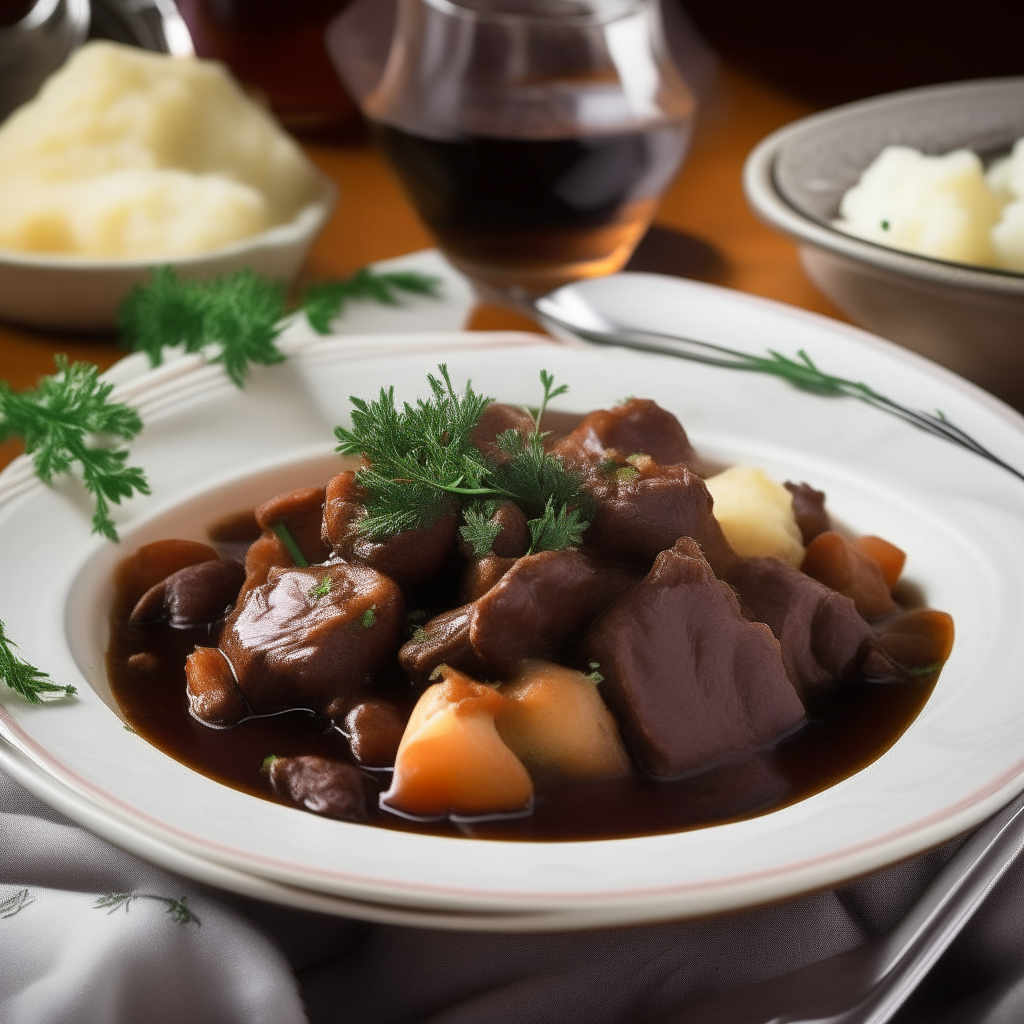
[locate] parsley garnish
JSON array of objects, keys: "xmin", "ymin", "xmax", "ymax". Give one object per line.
[
  {"xmin": 334, "ymin": 366, "xmax": 589, "ymax": 550},
  {"xmin": 361, "ymin": 606, "xmax": 377, "ymax": 629},
  {"xmin": 585, "ymin": 661, "xmax": 604, "ymax": 685},
  {"xmin": 302, "ymin": 268, "xmax": 442, "ymax": 334},
  {"xmin": 0, "ymin": 618, "xmax": 76, "ymax": 703},
  {"xmin": 309, "ymin": 576, "xmax": 333, "ymax": 600},
  {"xmin": 0, "ymin": 356, "xmax": 150, "ymax": 541},
  {"xmin": 459, "ymin": 502, "xmax": 504, "ymax": 558},
  {"xmin": 118, "ymin": 265, "xmax": 442, "ymax": 387}
]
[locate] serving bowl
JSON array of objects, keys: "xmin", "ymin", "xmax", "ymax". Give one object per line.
[
  {"xmin": 3, "ymin": 274, "xmax": 1024, "ymax": 930},
  {"xmin": 743, "ymin": 77, "xmax": 1024, "ymax": 411},
  {"xmin": 0, "ymin": 172, "xmax": 336, "ymax": 332}
]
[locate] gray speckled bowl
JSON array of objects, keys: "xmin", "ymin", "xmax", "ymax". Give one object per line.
[{"xmin": 743, "ymin": 77, "xmax": 1024, "ymax": 410}]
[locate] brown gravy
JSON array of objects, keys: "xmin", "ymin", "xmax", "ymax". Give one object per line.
[{"xmin": 107, "ymin": 604, "xmax": 938, "ymax": 842}]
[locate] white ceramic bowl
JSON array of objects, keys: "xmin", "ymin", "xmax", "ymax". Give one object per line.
[
  {"xmin": 0, "ymin": 173, "xmax": 336, "ymax": 332},
  {"xmin": 743, "ymin": 77, "xmax": 1024, "ymax": 411},
  {"xmin": 4, "ymin": 276, "xmax": 1024, "ymax": 930}
]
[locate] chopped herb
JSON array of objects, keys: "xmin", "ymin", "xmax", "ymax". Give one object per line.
[
  {"xmin": 272, "ymin": 522, "xmax": 309, "ymax": 568},
  {"xmin": 361, "ymin": 606, "xmax": 377, "ymax": 629},
  {"xmin": 906, "ymin": 662, "xmax": 943, "ymax": 678},
  {"xmin": 585, "ymin": 661, "xmax": 604, "ymax": 685},
  {"xmin": 122, "ymin": 724, "xmax": 137, "ymax": 734},
  {"xmin": 615, "ymin": 466, "xmax": 640, "ymax": 482},
  {"xmin": 0, "ymin": 356, "xmax": 150, "ymax": 541},
  {"xmin": 0, "ymin": 618, "xmax": 76, "ymax": 704},
  {"xmin": 94, "ymin": 892, "xmax": 200, "ymax": 926},
  {"xmin": 412, "ymin": 627, "xmax": 429, "ymax": 643},
  {"xmin": 261, "ymin": 754, "xmax": 279, "ymax": 772},
  {"xmin": 881, "ymin": 219, "xmax": 890, "ymax": 230},
  {"xmin": 334, "ymin": 366, "xmax": 590, "ymax": 549},
  {"xmin": 599, "ymin": 456, "xmax": 619, "ymax": 477},
  {"xmin": 309, "ymin": 576, "xmax": 333, "ymax": 600}
]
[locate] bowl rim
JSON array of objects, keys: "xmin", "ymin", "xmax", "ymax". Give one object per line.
[
  {"xmin": 0, "ymin": 171, "xmax": 337, "ymax": 271},
  {"xmin": 742, "ymin": 75, "xmax": 1024, "ymax": 297}
]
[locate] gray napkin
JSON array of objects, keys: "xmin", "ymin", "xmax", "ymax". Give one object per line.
[{"xmin": 4, "ymin": 768, "xmax": 1024, "ymax": 1024}]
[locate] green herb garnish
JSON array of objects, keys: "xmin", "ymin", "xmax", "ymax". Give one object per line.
[
  {"xmin": 585, "ymin": 661, "xmax": 604, "ymax": 685},
  {"xmin": 0, "ymin": 618, "xmax": 76, "ymax": 703},
  {"xmin": 308, "ymin": 576, "xmax": 333, "ymax": 600},
  {"xmin": 302, "ymin": 268, "xmax": 442, "ymax": 334},
  {"xmin": 334, "ymin": 366, "xmax": 589, "ymax": 551},
  {"xmin": 361, "ymin": 606, "xmax": 377, "ymax": 629},
  {"xmin": 0, "ymin": 356, "xmax": 150, "ymax": 541},
  {"xmin": 272, "ymin": 522, "xmax": 309, "ymax": 568},
  {"xmin": 118, "ymin": 265, "xmax": 442, "ymax": 387},
  {"xmin": 459, "ymin": 502, "xmax": 504, "ymax": 558}
]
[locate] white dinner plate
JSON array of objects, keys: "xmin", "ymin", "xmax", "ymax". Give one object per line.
[{"xmin": 3, "ymin": 273, "xmax": 1024, "ymax": 931}]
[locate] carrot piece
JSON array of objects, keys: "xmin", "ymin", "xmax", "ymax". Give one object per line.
[{"xmin": 857, "ymin": 535, "xmax": 907, "ymax": 589}]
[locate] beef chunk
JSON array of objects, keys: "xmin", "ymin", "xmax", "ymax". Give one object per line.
[
  {"xmin": 584, "ymin": 538, "xmax": 804, "ymax": 780},
  {"xmin": 398, "ymin": 604, "xmax": 485, "ymax": 683},
  {"xmin": 255, "ymin": 486, "xmax": 330, "ymax": 565},
  {"xmin": 556, "ymin": 398, "xmax": 700, "ymax": 469},
  {"xmin": 130, "ymin": 558, "xmax": 246, "ymax": 627},
  {"xmin": 400, "ymin": 551, "xmax": 637, "ymax": 682},
  {"xmin": 469, "ymin": 550, "xmax": 638, "ymax": 676},
  {"xmin": 267, "ymin": 755, "xmax": 377, "ymax": 821},
  {"xmin": 484, "ymin": 502, "xmax": 530, "ymax": 559},
  {"xmin": 322, "ymin": 470, "xmax": 458, "ymax": 591},
  {"xmin": 184, "ymin": 646, "xmax": 249, "ymax": 727},
  {"xmin": 469, "ymin": 403, "xmax": 536, "ymax": 465},
  {"xmin": 189, "ymin": 563, "xmax": 404, "ymax": 726},
  {"xmin": 343, "ymin": 699, "xmax": 410, "ymax": 768},
  {"xmin": 728, "ymin": 556, "xmax": 896, "ymax": 698},
  {"xmin": 801, "ymin": 531, "xmax": 896, "ymax": 619},
  {"xmin": 784, "ymin": 481, "xmax": 830, "ymax": 545},
  {"xmin": 113, "ymin": 539, "xmax": 219, "ymax": 617},
  {"xmin": 578, "ymin": 458, "xmax": 737, "ymax": 575},
  {"xmin": 460, "ymin": 553, "xmax": 517, "ymax": 603}
]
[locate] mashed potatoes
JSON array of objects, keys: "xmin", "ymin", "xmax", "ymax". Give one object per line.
[
  {"xmin": 835, "ymin": 139, "xmax": 1024, "ymax": 273},
  {"xmin": 0, "ymin": 41, "xmax": 322, "ymax": 258}
]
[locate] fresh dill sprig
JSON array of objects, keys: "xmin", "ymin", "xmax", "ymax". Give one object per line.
[
  {"xmin": 94, "ymin": 892, "xmax": 201, "ymax": 926},
  {"xmin": 118, "ymin": 266, "xmax": 442, "ymax": 387},
  {"xmin": 302, "ymin": 268, "xmax": 442, "ymax": 334},
  {"xmin": 334, "ymin": 366, "xmax": 590, "ymax": 551},
  {"xmin": 543, "ymin": 314, "xmax": 1024, "ymax": 485},
  {"xmin": 0, "ymin": 357, "xmax": 149, "ymax": 541},
  {"xmin": 0, "ymin": 619, "xmax": 76, "ymax": 703},
  {"xmin": 334, "ymin": 364, "xmax": 494, "ymax": 537}
]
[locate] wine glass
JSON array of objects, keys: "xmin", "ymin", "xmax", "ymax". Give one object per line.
[{"xmin": 333, "ymin": 0, "xmax": 695, "ymax": 307}]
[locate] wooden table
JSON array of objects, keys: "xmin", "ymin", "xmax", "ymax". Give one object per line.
[{"xmin": 0, "ymin": 66, "xmax": 843, "ymax": 470}]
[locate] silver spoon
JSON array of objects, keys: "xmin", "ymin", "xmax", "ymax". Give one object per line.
[{"xmin": 642, "ymin": 786, "xmax": 1024, "ymax": 1024}]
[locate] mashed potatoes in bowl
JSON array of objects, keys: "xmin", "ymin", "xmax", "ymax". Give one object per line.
[{"xmin": 0, "ymin": 41, "xmax": 335, "ymax": 328}]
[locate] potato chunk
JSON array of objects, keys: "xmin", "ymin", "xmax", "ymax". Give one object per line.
[
  {"xmin": 495, "ymin": 660, "xmax": 631, "ymax": 780},
  {"xmin": 705, "ymin": 466, "xmax": 805, "ymax": 567},
  {"xmin": 381, "ymin": 667, "xmax": 533, "ymax": 820}
]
